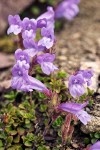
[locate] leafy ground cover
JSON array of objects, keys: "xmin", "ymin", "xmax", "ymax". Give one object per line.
[{"xmin": 0, "ymin": 67, "xmax": 99, "ymax": 149}]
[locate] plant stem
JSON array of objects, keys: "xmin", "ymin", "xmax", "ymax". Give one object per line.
[
  {"xmin": 18, "ymin": 33, "xmax": 24, "ymax": 49},
  {"xmin": 29, "ymin": 91, "xmax": 33, "ymax": 105}
]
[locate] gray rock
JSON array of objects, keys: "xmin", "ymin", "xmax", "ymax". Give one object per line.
[
  {"xmin": 80, "ymin": 60, "xmax": 100, "ymax": 92},
  {"xmin": 0, "ymin": 53, "xmax": 15, "ymax": 69},
  {"xmin": 0, "ymin": 0, "xmax": 34, "ymax": 35},
  {"xmin": 81, "ymin": 103, "xmax": 100, "ymax": 133}
]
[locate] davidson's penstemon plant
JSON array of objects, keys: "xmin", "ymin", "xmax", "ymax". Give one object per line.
[{"xmin": 6, "ymin": 0, "xmax": 99, "ymax": 149}]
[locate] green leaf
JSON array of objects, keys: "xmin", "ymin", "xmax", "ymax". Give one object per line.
[
  {"xmin": 9, "ymin": 118, "xmax": 14, "ymax": 124},
  {"xmin": 6, "ymin": 127, "xmax": 17, "ymax": 135},
  {"xmin": 89, "ymin": 100, "xmax": 93, "ymax": 106},
  {"xmin": 10, "ymin": 130, "xmax": 17, "ymax": 136},
  {"xmin": 13, "ymin": 122, "xmax": 19, "ymax": 127},
  {"xmin": 37, "ymin": 146, "xmax": 47, "ymax": 150},
  {"xmin": 31, "ymin": 6, "xmax": 40, "ymax": 15},
  {"xmin": 0, "ymin": 140, "xmax": 3, "ymax": 147},
  {"xmin": 26, "ymin": 133, "xmax": 35, "ymax": 141},
  {"xmin": 24, "ymin": 141, "xmax": 32, "ymax": 147},
  {"xmin": 13, "ymin": 135, "xmax": 20, "ymax": 143},
  {"xmin": 84, "ymin": 138, "xmax": 90, "ymax": 144},
  {"xmin": 52, "ymin": 116, "xmax": 63, "ymax": 128},
  {"xmin": 18, "ymin": 110, "xmax": 26, "ymax": 117},
  {"xmin": 58, "ymin": 130, "xmax": 62, "ymax": 137},
  {"xmin": 18, "ymin": 104, "xmax": 25, "ymax": 109},
  {"xmin": 7, "ymin": 136, "xmax": 13, "ymax": 144},
  {"xmin": 24, "ymin": 123, "xmax": 31, "ymax": 129},
  {"xmin": 90, "ymin": 133, "xmax": 94, "ymax": 138},
  {"xmin": 0, "ymin": 147, "xmax": 5, "ymax": 150},
  {"xmin": 25, "ymin": 119, "xmax": 30, "ymax": 124},
  {"xmin": 24, "ymin": 113, "xmax": 33, "ymax": 119},
  {"xmin": 91, "ymin": 138, "xmax": 97, "ymax": 144},
  {"xmin": 0, "ymin": 133, "xmax": 6, "ymax": 139},
  {"xmin": 17, "ymin": 127, "xmax": 25, "ymax": 135},
  {"xmin": 87, "ymin": 87, "xmax": 94, "ymax": 96},
  {"xmin": 57, "ymin": 70, "xmax": 67, "ymax": 79},
  {"xmin": 7, "ymin": 145, "xmax": 22, "ymax": 150},
  {"xmin": 40, "ymin": 105, "xmax": 47, "ymax": 112},
  {"xmin": 94, "ymin": 133, "xmax": 100, "ymax": 139},
  {"xmin": 39, "ymin": 92, "xmax": 46, "ymax": 99}
]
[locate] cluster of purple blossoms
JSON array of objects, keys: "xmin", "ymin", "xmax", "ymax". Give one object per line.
[
  {"xmin": 57, "ymin": 101, "xmax": 91, "ymax": 125},
  {"xmin": 7, "ymin": 1, "xmax": 81, "ymax": 93},
  {"xmin": 55, "ymin": 0, "xmax": 80, "ymax": 20},
  {"xmin": 11, "ymin": 49, "xmax": 49, "ymax": 93},
  {"xmin": 68, "ymin": 69, "xmax": 93, "ymax": 98},
  {"xmin": 7, "ymin": 7, "xmax": 55, "ymax": 52},
  {"xmin": 8, "ymin": 7, "xmax": 58, "ymax": 92}
]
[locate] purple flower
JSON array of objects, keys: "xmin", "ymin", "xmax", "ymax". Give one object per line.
[
  {"xmin": 89, "ymin": 141, "xmax": 100, "ymax": 150},
  {"xmin": 11, "ymin": 62, "xmax": 49, "ymax": 92},
  {"xmin": 11, "ymin": 63, "xmax": 31, "ymax": 91},
  {"xmin": 78, "ymin": 69, "xmax": 93, "ymax": 86},
  {"xmin": 37, "ymin": 7, "xmax": 55, "ymax": 49},
  {"xmin": 41, "ymin": 26, "xmax": 54, "ymax": 40},
  {"xmin": 15, "ymin": 49, "xmax": 30, "ymax": 63},
  {"xmin": 23, "ymin": 39, "xmax": 35, "ymax": 49},
  {"xmin": 37, "ymin": 7, "xmax": 55, "ymax": 28},
  {"xmin": 28, "ymin": 76, "xmax": 49, "ymax": 93},
  {"xmin": 23, "ymin": 39, "xmax": 38, "ymax": 57},
  {"xmin": 69, "ymin": 0, "xmax": 80, "ymax": 4},
  {"xmin": 58, "ymin": 101, "xmax": 88, "ymax": 114},
  {"xmin": 58, "ymin": 101, "xmax": 91, "ymax": 125},
  {"xmin": 76, "ymin": 110, "xmax": 91, "ymax": 125},
  {"xmin": 37, "ymin": 18, "xmax": 47, "ymax": 28},
  {"xmin": 55, "ymin": 0, "xmax": 80, "ymax": 20},
  {"xmin": 22, "ymin": 17, "xmax": 37, "ymax": 31},
  {"xmin": 37, "ymin": 53, "xmax": 58, "ymax": 75},
  {"xmin": 68, "ymin": 74, "xmax": 85, "ymax": 98},
  {"xmin": 22, "ymin": 30, "xmax": 36, "ymax": 40},
  {"xmin": 38, "ymin": 37, "xmax": 54, "ymax": 49},
  {"xmin": 7, "ymin": 15, "xmax": 22, "ymax": 35},
  {"xmin": 15, "ymin": 49, "xmax": 30, "ymax": 69},
  {"xmin": 38, "ymin": 26, "xmax": 55, "ymax": 49}
]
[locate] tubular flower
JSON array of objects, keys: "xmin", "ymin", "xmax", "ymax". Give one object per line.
[
  {"xmin": 37, "ymin": 53, "xmax": 58, "ymax": 75},
  {"xmin": 37, "ymin": 7, "xmax": 55, "ymax": 49},
  {"xmin": 55, "ymin": 0, "xmax": 80, "ymax": 20},
  {"xmin": 57, "ymin": 101, "xmax": 91, "ymax": 125},
  {"xmin": 37, "ymin": 6, "xmax": 55, "ymax": 28},
  {"xmin": 15, "ymin": 49, "xmax": 30, "ymax": 70},
  {"xmin": 7, "ymin": 15, "xmax": 22, "ymax": 35},
  {"xmin": 78, "ymin": 69, "xmax": 93, "ymax": 86},
  {"xmin": 22, "ymin": 17, "xmax": 37, "ymax": 31},
  {"xmin": 11, "ymin": 62, "xmax": 31, "ymax": 91},
  {"xmin": 68, "ymin": 74, "xmax": 85, "ymax": 98},
  {"xmin": 11, "ymin": 62, "xmax": 49, "ymax": 93},
  {"xmin": 68, "ymin": 69, "xmax": 94, "ymax": 98}
]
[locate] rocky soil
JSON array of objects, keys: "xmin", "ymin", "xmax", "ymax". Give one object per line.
[{"xmin": 0, "ymin": 0, "xmax": 34, "ymax": 35}]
